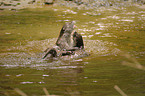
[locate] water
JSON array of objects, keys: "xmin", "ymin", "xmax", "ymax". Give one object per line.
[{"xmin": 0, "ymin": 4, "xmax": 145, "ymax": 96}]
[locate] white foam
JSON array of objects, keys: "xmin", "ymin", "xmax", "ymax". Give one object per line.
[{"xmin": 95, "ymin": 32, "xmax": 102, "ymax": 35}]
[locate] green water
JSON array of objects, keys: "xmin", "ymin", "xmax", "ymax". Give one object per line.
[{"xmin": 0, "ymin": 5, "xmax": 145, "ymax": 96}]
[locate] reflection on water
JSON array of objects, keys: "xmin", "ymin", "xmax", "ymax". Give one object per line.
[{"xmin": 0, "ymin": 4, "xmax": 145, "ymax": 96}]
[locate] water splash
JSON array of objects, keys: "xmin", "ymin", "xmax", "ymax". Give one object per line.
[{"xmin": 0, "ymin": 37, "xmax": 119, "ymax": 70}]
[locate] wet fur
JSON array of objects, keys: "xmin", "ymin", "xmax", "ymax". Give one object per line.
[{"xmin": 43, "ymin": 21, "xmax": 85, "ymax": 59}]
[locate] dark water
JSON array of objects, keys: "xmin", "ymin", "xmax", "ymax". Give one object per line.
[{"xmin": 0, "ymin": 4, "xmax": 145, "ymax": 96}]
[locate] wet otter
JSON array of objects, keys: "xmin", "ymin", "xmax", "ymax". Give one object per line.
[
  {"xmin": 56, "ymin": 21, "xmax": 77, "ymax": 50},
  {"xmin": 73, "ymin": 31, "xmax": 84, "ymax": 49},
  {"xmin": 43, "ymin": 21, "xmax": 86, "ymax": 59}
]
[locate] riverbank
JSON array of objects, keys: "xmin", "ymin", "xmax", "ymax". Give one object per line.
[
  {"xmin": 0, "ymin": 0, "xmax": 145, "ymax": 11},
  {"xmin": 0, "ymin": 0, "xmax": 54, "ymax": 10}
]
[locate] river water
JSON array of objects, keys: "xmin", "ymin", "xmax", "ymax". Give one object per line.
[{"xmin": 0, "ymin": 3, "xmax": 145, "ymax": 96}]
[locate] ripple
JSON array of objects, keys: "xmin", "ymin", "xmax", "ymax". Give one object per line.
[
  {"xmin": 63, "ymin": 9, "xmax": 77, "ymax": 14},
  {"xmin": 50, "ymin": 66, "xmax": 83, "ymax": 69},
  {"xmin": 84, "ymin": 40, "xmax": 118, "ymax": 56},
  {"xmin": 120, "ymin": 19, "xmax": 133, "ymax": 22},
  {"xmin": 95, "ymin": 32, "xmax": 102, "ymax": 35},
  {"xmin": 21, "ymin": 81, "xmax": 34, "ymax": 84},
  {"xmin": 0, "ymin": 38, "xmax": 119, "ymax": 69}
]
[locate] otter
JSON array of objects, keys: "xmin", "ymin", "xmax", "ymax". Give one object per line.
[
  {"xmin": 73, "ymin": 31, "xmax": 84, "ymax": 49},
  {"xmin": 56, "ymin": 21, "xmax": 76, "ymax": 50},
  {"xmin": 42, "ymin": 21, "xmax": 85, "ymax": 59}
]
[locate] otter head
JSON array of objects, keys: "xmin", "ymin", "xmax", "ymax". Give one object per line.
[
  {"xmin": 56, "ymin": 21, "xmax": 77, "ymax": 49},
  {"xmin": 63, "ymin": 21, "xmax": 76, "ymax": 33}
]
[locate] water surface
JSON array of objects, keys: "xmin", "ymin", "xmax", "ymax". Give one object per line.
[{"xmin": 0, "ymin": 5, "xmax": 145, "ymax": 96}]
